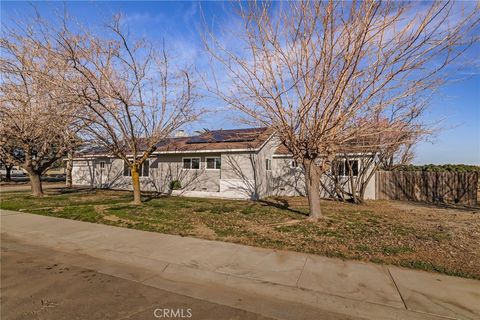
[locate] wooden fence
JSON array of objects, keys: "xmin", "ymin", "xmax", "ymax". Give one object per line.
[{"xmin": 375, "ymin": 171, "xmax": 478, "ymax": 206}]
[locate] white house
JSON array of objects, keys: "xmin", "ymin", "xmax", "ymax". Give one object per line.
[{"xmin": 71, "ymin": 127, "xmax": 377, "ymax": 200}]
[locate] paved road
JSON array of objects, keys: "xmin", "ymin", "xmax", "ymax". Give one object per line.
[
  {"xmin": 1, "ymin": 235, "xmax": 272, "ymax": 320},
  {"xmin": 0, "ymin": 182, "xmax": 66, "ymax": 192}
]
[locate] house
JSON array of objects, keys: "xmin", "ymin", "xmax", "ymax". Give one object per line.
[{"xmin": 71, "ymin": 127, "xmax": 377, "ymax": 200}]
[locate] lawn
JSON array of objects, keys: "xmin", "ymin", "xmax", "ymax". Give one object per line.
[{"xmin": 1, "ymin": 188, "xmax": 479, "ymax": 279}]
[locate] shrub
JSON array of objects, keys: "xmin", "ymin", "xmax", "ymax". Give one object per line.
[{"xmin": 169, "ymin": 180, "xmax": 182, "ymax": 190}]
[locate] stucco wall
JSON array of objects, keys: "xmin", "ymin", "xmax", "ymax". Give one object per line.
[
  {"xmin": 71, "ymin": 159, "xmax": 96, "ymax": 187},
  {"xmin": 150, "ymin": 153, "xmax": 222, "ymax": 193},
  {"xmin": 271, "ymin": 156, "xmax": 376, "ymax": 200},
  {"xmin": 72, "ymin": 154, "xmax": 222, "ymax": 193},
  {"xmin": 220, "ymin": 152, "xmax": 257, "ymax": 199},
  {"xmin": 255, "ymin": 135, "xmax": 281, "ymax": 198},
  {"xmin": 270, "ymin": 157, "xmax": 306, "ymax": 196}
]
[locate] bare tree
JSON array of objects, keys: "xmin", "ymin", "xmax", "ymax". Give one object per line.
[
  {"xmin": 204, "ymin": 1, "xmax": 478, "ymax": 220},
  {"xmin": 51, "ymin": 15, "xmax": 199, "ymax": 204},
  {"xmin": 0, "ymin": 28, "xmax": 81, "ymax": 196}
]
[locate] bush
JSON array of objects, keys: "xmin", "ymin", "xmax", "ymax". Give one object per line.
[{"xmin": 169, "ymin": 180, "xmax": 182, "ymax": 190}]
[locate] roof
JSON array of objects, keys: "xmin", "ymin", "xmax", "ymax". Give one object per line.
[
  {"xmin": 273, "ymin": 144, "xmax": 292, "ymax": 156},
  {"xmin": 274, "ymin": 138, "xmax": 378, "ymax": 156},
  {"xmin": 155, "ymin": 127, "xmax": 272, "ymax": 153},
  {"xmin": 77, "ymin": 127, "xmax": 273, "ymax": 156}
]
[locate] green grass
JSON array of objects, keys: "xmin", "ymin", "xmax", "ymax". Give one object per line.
[{"xmin": 1, "ymin": 188, "xmax": 479, "ymax": 280}]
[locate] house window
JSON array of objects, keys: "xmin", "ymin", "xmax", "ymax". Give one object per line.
[
  {"xmin": 266, "ymin": 158, "xmax": 272, "ymax": 171},
  {"xmin": 142, "ymin": 160, "xmax": 150, "ymax": 177},
  {"xmin": 183, "ymin": 157, "xmax": 200, "ymax": 170},
  {"xmin": 99, "ymin": 161, "xmax": 105, "ymax": 169},
  {"xmin": 332, "ymin": 159, "xmax": 359, "ymax": 177},
  {"xmin": 123, "ymin": 162, "xmax": 130, "ymax": 176},
  {"xmin": 206, "ymin": 157, "xmax": 221, "ymax": 170},
  {"xmin": 123, "ymin": 160, "xmax": 150, "ymax": 177},
  {"xmin": 290, "ymin": 160, "xmax": 299, "ymax": 169},
  {"xmin": 346, "ymin": 160, "xmax": 359, "ymax": 176}
]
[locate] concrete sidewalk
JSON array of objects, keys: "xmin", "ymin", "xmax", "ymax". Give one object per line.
[{"xmin": 1, "ymin": 209, "xmax": 479, "ymax": 320}]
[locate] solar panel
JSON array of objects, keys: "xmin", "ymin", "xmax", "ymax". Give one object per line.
[
  {"xmin": 187, "ymin": 136, "xmax": 210, "ymax": 144},
  {"xmin": 186, "ymin": 129, "xmax": 260, "ymax": 144}
]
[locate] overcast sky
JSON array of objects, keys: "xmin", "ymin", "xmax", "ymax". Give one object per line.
[{"xmin": 2, "ymin": 1, "xmax": 479, "ymax": 165}]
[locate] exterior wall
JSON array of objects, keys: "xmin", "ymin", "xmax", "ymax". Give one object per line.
[
  {"xmin": 151, "ymin": 153, "xmax": 221, "ymax": 193},
  {"xmin": 256, "ymin": 135, "xmax": 281, "ymax": 198},
  {"xmin": 71, "ymin": 159, "xmax": 95, "ymax": 187},
  {"xmin": 220, "ymin": 152, "xmax": 257, "ymax": 199},
  {"xmin": 270, "ymin": 157, "xmax": 306, "ymax": 196},
  {"xmin": 72, "ymin": 147, "xmax": 276, "ymax": 200},
  {"xmin": 270, "ymin": 156, "xmax": 377, "ymax": 200},
  {"xmin": 71, "ymin": 158, "xmax": 149, "ymax": 190},
  {"xmin": 72, "ymin": 154, "xmax": 223, "ymax": 193},
  {"xmin": 216, "ymin": 134, "xmax": 279, "ymax": 199}
]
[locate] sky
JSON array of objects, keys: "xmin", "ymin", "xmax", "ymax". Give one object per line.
[{"xmin": 1, "ymin": 1, "xmax": 479, "ymax": 165}]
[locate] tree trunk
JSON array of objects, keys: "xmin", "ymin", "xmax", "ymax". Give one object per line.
[
  {"xmin": 304, "ymin": 160, "xmax": 324, "ymax": 221},
  {"xmin": 5, "ymin": 165, "xmax": 13, "ymax": 181},
  {"xmin": 28, "ymin": 171, "xmax": 44, "ymax": 197},
  {"xmin": 131, "ymin": 165, "xmax": 142, "ymax": 205},
  {"xmin": 357, "ymin": 184, "xmax": 367, "ymax": 204},
  {"xmin": 357, "ymin": 160, "xmax": 378, "ymax": 204},
  {"xmin": 66, "ymin": 151, "xmax": 73, "ymax": 188}
]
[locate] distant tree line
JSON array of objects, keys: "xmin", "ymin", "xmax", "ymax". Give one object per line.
[{"xmin": 392, "ymin": 164, "xmax": 480, "ymax": 173}]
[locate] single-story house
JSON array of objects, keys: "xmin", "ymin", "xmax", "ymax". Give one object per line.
[{"xmin": 71, "ymin": 127, "xmax": 376, "ymax": 200}]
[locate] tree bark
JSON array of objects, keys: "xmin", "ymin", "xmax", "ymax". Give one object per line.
[
  {"xmin": 5, "ymin": 165, "xmax": 13, "ymax": 181},
  {"xmin": 304, "ymin": 160, "xmax": 324, "ymax": 221},
  {"xmin": 66, "ymin": 151, "xmax": 73, "ymax": 188},
  {"xmin": 28, "ymin": 170, "xmax": 44, "ymax": 197},
  {"xmin": 131, "ymin": 165, "xmax": 142, "ymax": 205}
]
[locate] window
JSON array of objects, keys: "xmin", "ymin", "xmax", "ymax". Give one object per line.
[
  {"xmin": 332, "ymin": 159, "xmax": 358, "ymax": 177},
  {"xmin": 346, "ymin": 160, "xmax": 359, "ymax": 177},
  {"xmin": 206, "ymin": 157, "xmax": 221, "ymax": 170},
  {"xmin": 183, "ymin": 157, "xmax": 200, "ymax": 170},
  {"xmin": 142, "ymin": 160, "xmax": 150, "ymax": 176},
  {"xmin": 290, "ymin": 160, "xmax": 299, "ymax": 169},
  {"xmin": 123, "ymin": 160, "xmax": 150, "ymax": 177},
  {"xmin": 123, "ymin": 162, "xmax": 130, "ymax": 176},
  {"xmin": 99, "ymin": 161, "xmax": 105, "ymax": 169},
  {"xmin": 266, "ymin": 158, "xmax": 272, "ymax": 171}
]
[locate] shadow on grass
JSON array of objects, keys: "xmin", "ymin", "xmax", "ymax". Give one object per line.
[
  {"xmin": 142, "ymin": 192, "xmax": 168, "ymax": 203},
  {"xmin": 259, "ymin": 198, "xmax": 308, "ymax": 216}
]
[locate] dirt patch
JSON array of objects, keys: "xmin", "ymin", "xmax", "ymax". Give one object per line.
[
  {"xmin": 192, "ymin": 221, "xmax": 216, "ymax": 239},
  {"xmin": 94, "ymin": 205, "xmax": 109, "ymax": 214},
  {"xmin": 102, "ymin": 214, "xmax": 139, "ymax": 226},
  {"xmin": 102, "ymin": 215, "xmax": 122, "ymax": 223}
]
